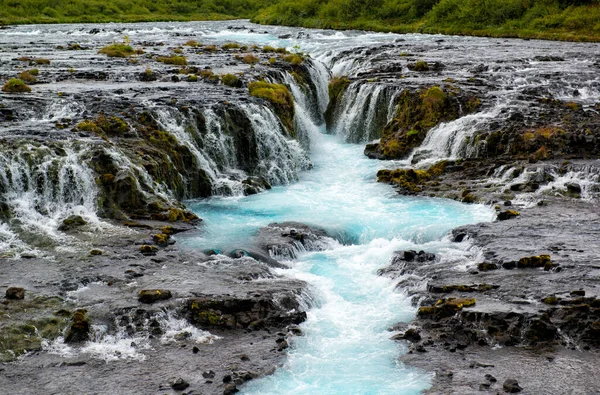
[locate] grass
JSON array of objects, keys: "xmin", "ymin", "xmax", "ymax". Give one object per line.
[
  {"xmin": 156, "ymin": 55, "xmax": 187, "ymax": 65},
  {"xmin": 98, "ymin": 43, "xmax": 137, "ymax": 57},
  {"xmin": 2, "ymin": 78, "xmax": 32, "ymax": 93}
]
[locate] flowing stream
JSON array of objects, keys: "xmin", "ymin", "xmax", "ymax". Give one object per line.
[{"xmin": 185, "ymin": 122, "xmax": 493, "ymax": 394}]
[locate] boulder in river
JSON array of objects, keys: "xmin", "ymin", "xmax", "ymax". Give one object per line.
[
  {"xmin": 5, "ymin": 287, "xmax": 25, "ymax": 300},
  {"xmin": 138, "ymin": 289, "xmax": 173, "ymax": 303}
]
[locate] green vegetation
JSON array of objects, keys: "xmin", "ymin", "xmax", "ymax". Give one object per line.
[
  {"xmin": 156, "ymin": 55, "xmax": 187, "ymax": 65},
  {"xmin": 2, "ymin": 78, "xmax": 31, "ymax": 93},
  {"xmin": 18, "ymin": 71, "xmax": 37, "ymax": 84},
  {"xmin": 253, "ymin": 0, "xmax": 600, "ymax": 41},
  {"xmin": 242, "ymin": 54, "xmax": 260, "ymax": 64},
  {"xmin": 248, "ymin": 81, "xmax": 295, "ymax": 135},
  {"xmin": 221, "ymin": 73, "xmax": 241, "ymax": 87},
  {"xmin": 98, "ymin": 43, "xmax": 137, "ymax": 57},
  {"xmin": 1, "ymin": 0, "xmax": 598, "ymax": 41},
  {"xmin": 0, "ymin": 0, "xmax": 279, "ymax": 25}
]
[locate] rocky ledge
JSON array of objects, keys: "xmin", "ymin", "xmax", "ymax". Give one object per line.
[{"xmin": 0, "ymin": 219, "xmax": 336, "ymax": 394}]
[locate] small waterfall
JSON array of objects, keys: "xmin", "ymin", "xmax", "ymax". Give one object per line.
[
  {"xmin": 240, "ymin": 103, "xmax": 311, "ymax": 185},
  {"xmin": 306, "ymin": 60, "xmax": 332, "ymax": 115},
  {"xmin": 410, "ymin": 106, "xmax": 504, "ymax": 165},
  {"xmin": 0, "ymin": 141, "xmax": 100, "ymax": 254},
  {"xmin": 330, "ymin": 82, "xmax": 398, "ymax": 143}
]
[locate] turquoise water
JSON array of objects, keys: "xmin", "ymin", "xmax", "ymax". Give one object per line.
[{"xmin": 185, "ymin": 129, "xmax": 493, "ymax": 394}]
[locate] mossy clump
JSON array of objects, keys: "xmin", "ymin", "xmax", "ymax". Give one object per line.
[
  {"xmin": 409, "ymin": 61, "xmax": 429, "ymax": 71},
  {"xmin": 2, "ymin": 78, "xmax": 31, "ymax": 93},
  {"xmin": 138, "ymin": 289, "xmax": 172, "ymax": 304},
  {"xmin": 328, "ymin": 76, "xmax": 351, "ymax": 103},
  {"xmin": 222, "ymin": 42, "xmax": 241, "ymax": 50},
  {"xmin": 376, "ymin": 161, "xmax": 448, "ymax": 194},
  {"xmin": 517, "ymin": 254, "xmax": 552, "ymax": 269},
  {"xmin": 98, "ymin": 43, "xmax": 136, "ymax": 58},
  {"xmin": 263, "ymin": 45, "xmax": 288, "ymax": 54},
  {"xmin": 64, "ymin": 309, "xmax": 90, "ymax": 343},
  {"xmin": 67, "ymin": 43, "xmax": 83, "ymax": 50},
  {"xmin": 478, "ymin": 262, "xmax": 499, "ymax": 271},
  {"xmin": 75, "ymin": 115, "xmax": 129, "ymax": 137},
  {"xmin": 156, "ymin": 55, "xmax": 187, "ymax": 65},
  {"xmin": 184, "ymin": 40, "xmax": 201, "ymax": 47},
  {"xmin": 221, "ymin": 73, "xmax": 241, "ymax": 88},
  {"xmin": 152, "ymin": 233, "xmax": 170, "ymax": 246},
  {"xmin": 188, "ymin": 74, "xmax": 198, "ymax": 82},
  {"xmin": 140, "ymin": 68, "xmax": 157, "ymax": 82},
  {"xmin": 18, "ymin": 71, "xmax": 37, "ymax": 84},
  {"xmin": 542, "ymin": 296, "xmax": 560, "ymax": 305},
  {"xmin": 140, "ymin": 245, "xmax": 159, "ymax": 255},
  {"xmin": 418, "ymin": 297, "xmax": 476, "ymax": 319},
  {"xmin": 32, "ymin": 58, "xmax": 50, "ymax": 65},
  {"xmin": 248, "ymin": 81, "xmax": 295, "ymax": 136},
  {"xmin": 282, "ymin": 53, "xmax": 304, "ymax": 65},
  {"xmin": 496, "ymin": 209, "xmax": 520, "ymax": 221},
  {"xmin": 203, "ymin": 45, "xmax": 219, "ymax": 52},
  {"xmin": 242, "ymin": 54, "xmax": 259, "ymax": 64}
]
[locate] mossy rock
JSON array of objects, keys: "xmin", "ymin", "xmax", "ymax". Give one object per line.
[
  {"xmin": 418, "ymin": 297, "xmax": 476, "ymax": 319},
  {"xmin": 2, "ymin": 78, "xmax": 31, "ymax": 93},
  {"xmin": 517, "ymin": 254, "xmax": 552, "ymax": 269},
  {"xmin": 497, "ymin": 209, "xmax": 520, "ymax": 221},
  {"xmin": 478, "ymin": 262, "xmax": 498, "ymax": 271},
  {"xmin": 138, "ymin": 289, "xmax": 172, "ymax": 304},
  {"xmin": 64, "ymin": 309, "xmax": 90, "ymax": 343},
  {"xmin": 140, "ymin": 245, "xmax": 159, "ymax": 255},
  {"xmin": 152, "ymin": 233, "xmax": 170, "ymax": 246},
  {"xmin": 248, "ymin": 81, "xmax": 295, "ymax": 137}
]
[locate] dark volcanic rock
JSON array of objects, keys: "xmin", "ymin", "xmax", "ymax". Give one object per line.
[
  {"xmin": 256, "ymin": 222, "xmax": 334, "ymax": 260},
  {"xmin": 503, "ymin": 378, "xmax": 523, "ymax": 393},
  {"xmin": 64, "ymin": 309, "xmax": 90, "ymax": 343},
  {"xmin": 5, "ymin": 287, "xmax": 25, "ymax": 300},
  {"xmin": 138, "ymin": 289, "xmax": 173, "ymax": 303}
]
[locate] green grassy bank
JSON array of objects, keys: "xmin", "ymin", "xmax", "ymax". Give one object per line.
[{"xmin": 1, "ymin": 0, "xmax": 599, "ymax": 42}]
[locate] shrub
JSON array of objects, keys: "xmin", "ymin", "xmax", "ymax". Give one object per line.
[
  {"xmin": 242, "ymin": 54, "xmax": 259, "ymax": 64},
  {"xmin": 282, "ymin": 53, "xmax": 304, "ymax": 65},
  {"xmin": 18, "ymin": 71, "xmax": 37, "ymax": 84},
  {"xmin": 221, "ymin": 73, "xmax": 241, "ymax": 87},
  {"xmin": 156, "ymin": 55, "xmax": 188, "ymax": 65},
  {"xmin": 2, "ymin": 78, "xmax": 31, "ymax": 93},
  {"xmin": 222, "ymin": 42, "xmax": 241, "ymax": 50},
  {"xmin": 98, "ymin": 43, "xmax": 136, "ymax": 58}
]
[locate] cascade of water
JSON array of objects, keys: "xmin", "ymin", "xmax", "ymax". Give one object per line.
[
  {"xmin": 410, "ymin": 105, "xmax": 505, "ymax": 165},
  {"xmin": 0, "ymin": 142, "xmax": 99, "ymax": 236},
  {"xmin": 330, "ymin": 82, "xmax": 397, "ymax": 143}
]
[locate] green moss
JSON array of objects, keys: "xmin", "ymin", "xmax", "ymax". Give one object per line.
[
  {"xmin": 18, "ymin": 71, "xmax": 37, "ymax": 84},
  {"xmin": 156, "ymin": 55, "xmax": 187, "ymax": 65},
  {"xmin": 184, "ymin": 40, "xmax": 201, "ymax": 47},
  {"xmin": 98, "ymin": 43, "xmax": 136, "ymax": 58},
  {"xmin": 282, "ymin": 53, "xmax": 304, "ymax": 65},
  {"xmin": 517, "ymin": 254, "xmax": 552, "ymax": 268},
  {"xmin": 542, "ymin": 296, "xmax": 560, "ymax": 305},
  {"xmin": 328, "ymin": 76, "xmax": 351, "ymax": 103},
  {"xmin": 222, "ymin": 42, "xmax": 241, "ymax": 50},
  {"xmin": 410, "ymin": 60, "xmax": 429, "ymax": 71},
  {"xmin": 248, "ymin": 81, "xmax": 295, "ymax": 136},
  {"xmin": 221, "ymin": 73, "xmax": 241, "ymax": 87},
  {"xmin": 242, "ymin": 54, "xmax": 259, "ymax": 64},
  {"xmin": 2, "ymin": 78, "xmax": 31, "ymax": 93}
]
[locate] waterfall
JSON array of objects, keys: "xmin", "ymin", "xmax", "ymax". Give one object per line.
[
  {"xmin": 330, "ymin": 82, "xmax": 398, "ymax": 143},
  {"xmin": 0, "ymin": 141, "xmax": 100, "ymax": 255},
  {"xmin": 409, "ymin": 105, "xmax": 504, "ymax": 165}
]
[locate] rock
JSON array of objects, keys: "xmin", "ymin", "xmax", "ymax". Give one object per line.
[
  {"xmin": 140, "ymin": 245, "xmax": 159, "ymax": 255},
  {"xmin": 517, "ymin": 254, "xmax": 551, "ymax": 268},
  {"xmin": 403, "ymin": 328, "xmax": 422, "ymax": 342},
  {"xmin": 89, "ymin": 249, "xmax": 103, "ymax": 256},
  {"xmin": 503, "ymin": 378, "xmax": 523, "ymax": 393},
  {"xmin": 497, "ymin": 210, "xmax": 520, "ymax": 221},
  {"xmin": 223, "ymin": 384, "xmax": 239, "ymax": 395},
  {"xmin": 485, "ymin": 374, "xmax": 497, "ymax": 383},
  {"xmin": 168, "ymin": 377, "xmax": 189, "ymax": 391},
  {"xmin": 203, "ymin": 370, "xmax": 215, "ymax": 378},
  {"xmin": 138, "ymin": 289, "xmax": 172, "ymax": 304},
  {"xmin": 64, "ymin": 309, "xmax": 90, "ymax": 343},
  {"xmin": 566, "ymin": 182, "xmax": 581, "ymax": 194},
  {"xmin": 58, "ymin": 215, "xmax": 87, "ymax": 231},
  {"xmin": 5, "ymin": 287, "xmax": 25, "ymax": 300},
  {"xmin": 478, "ymin": 262, "xmax": 498, "ymax": 271}
]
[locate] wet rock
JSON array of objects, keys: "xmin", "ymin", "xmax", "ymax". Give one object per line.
[
  {"xmin": 89, "ymin": 249, "xmax": 103, "ymax": 256},
  {"xmin": 503, "ymin": 378, "xmax": 523, "ymax": 393},
  {"xmin": 478, "ymin": 262, "xmax": 498, "ymax": 271},
  {"xmin": 516, "ymin": 254, "xmax": 551, "ymax": 268},
  {"xmin": 64, "ymin": 309, "xmax": 90, "ymax": 343},
  {"xmin": 5, "ymin": 287, "xmax": 25, "ymax": 300},
  {"xmin": 223, "ymin": 384, "xmax": 239, "ymax": 395},
  {"xmin": 58, "ymin": 215, "xmax": 87, "ymax": 231},
  {"xmin": 140, "ymin": 245, "xmax": 159, "ymax": 255},
  {"xmin": 203, "ymin": 370, "xmax": 215, "ymax": 378},
  {"xmin": 168, "ymin": 377, "xmax": 189, "ymax": 391},
  {"xmin": 138, "ymin": 289, "xmax": 172, "ymax": 304},
  {"xmin": 187, "ymin": 292, "xmax": 306, "ymax": 329},
  {"xmin": 497, "ymin": 210, "xmax": 520, "ymax": 221},
  {"xmin": 256, "ymin": 222, "xmax": 332, "ymax": 260}
]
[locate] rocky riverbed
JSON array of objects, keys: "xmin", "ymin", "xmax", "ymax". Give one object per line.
[{"xmin": 1, "ymin": 20, "xmax": 600, "ymax": 395}]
